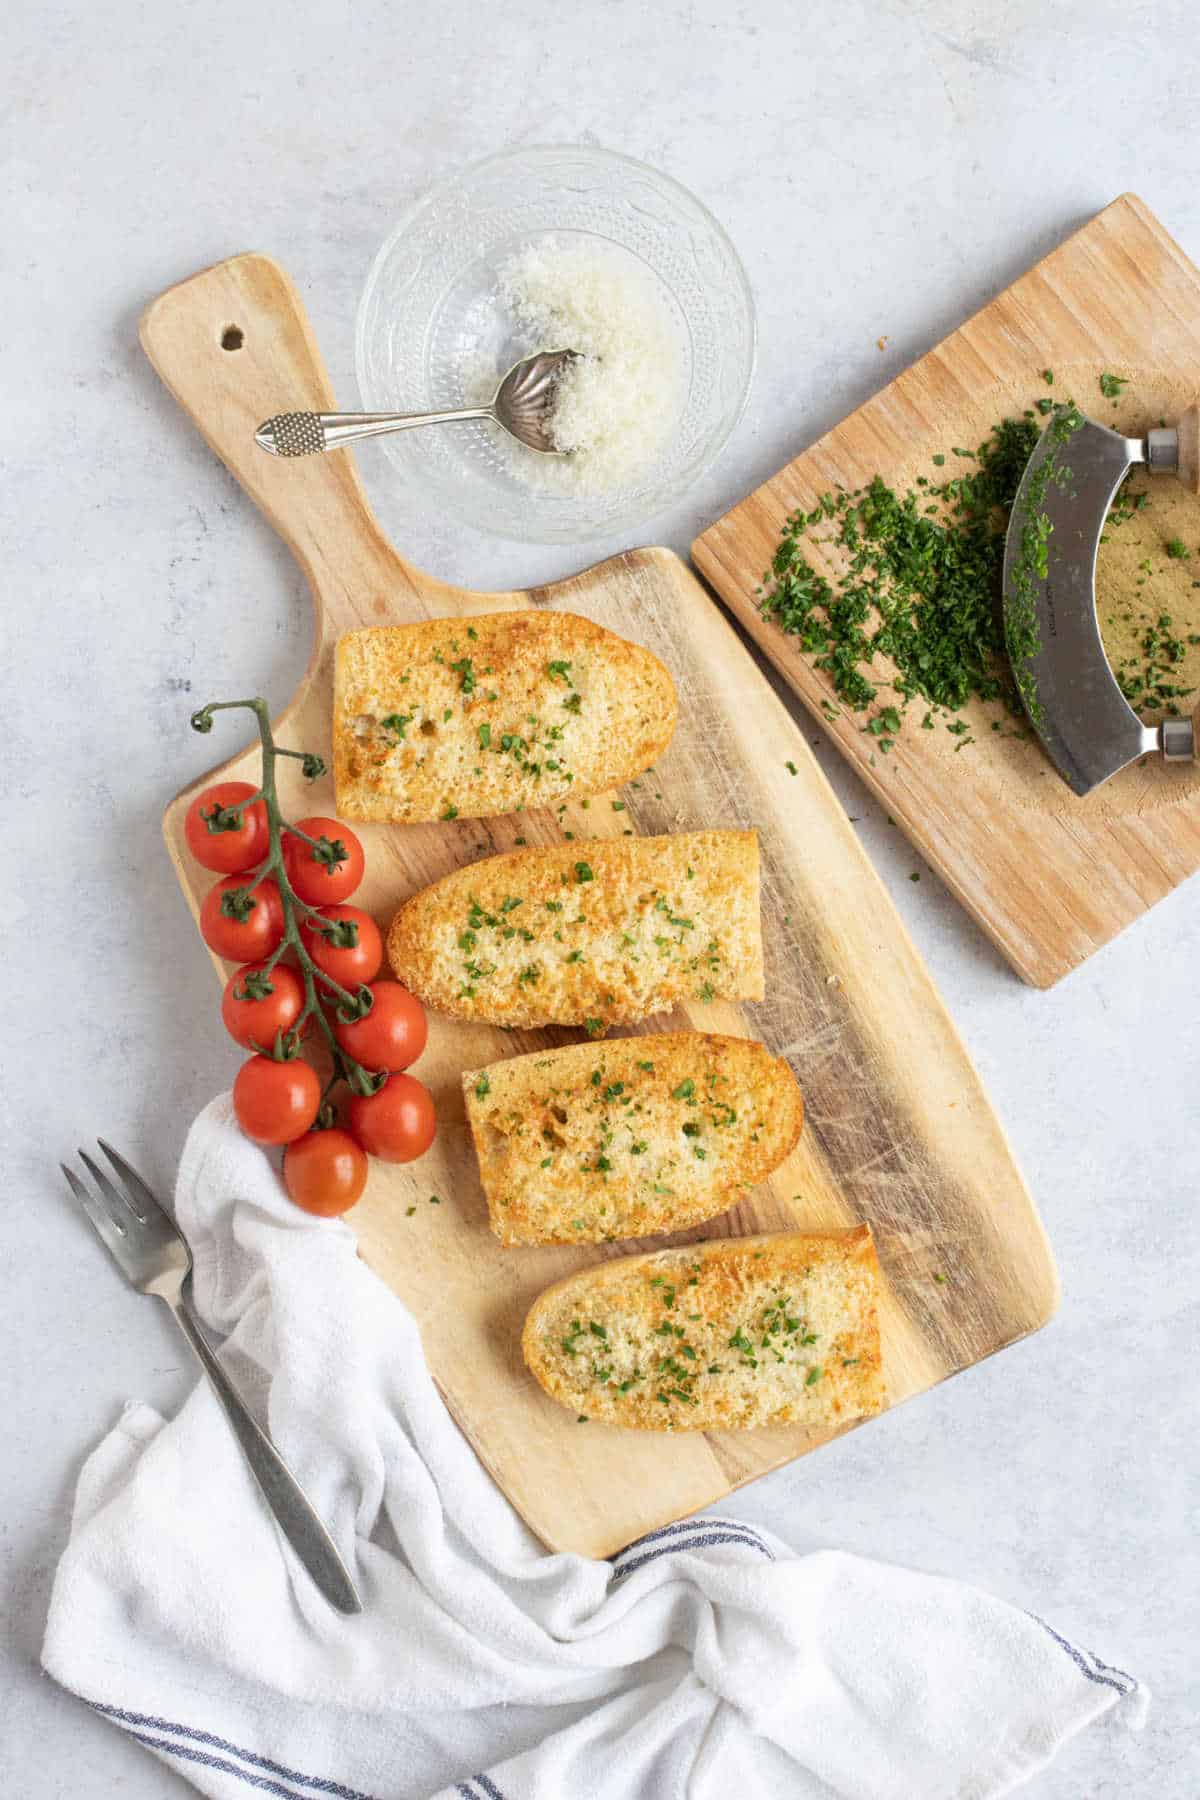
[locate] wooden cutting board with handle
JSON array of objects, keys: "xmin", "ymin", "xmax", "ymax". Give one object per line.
[
  {"xmin": 694, "ymin": 193, "xmax": 1200, "ymax": 989},
  {"xmin": 146, "ymin": 253, "xmax": 1057, "ymax": 1557}
]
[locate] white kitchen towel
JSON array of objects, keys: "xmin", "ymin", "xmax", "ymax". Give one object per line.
[{"xmin": 44, "ymin": 1097, "xmax": 1144, "ymax": 1800}]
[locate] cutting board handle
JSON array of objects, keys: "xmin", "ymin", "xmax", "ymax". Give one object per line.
[{"xmin": 139, "ymin": 253, "xmax": 436, "ymax": 617}]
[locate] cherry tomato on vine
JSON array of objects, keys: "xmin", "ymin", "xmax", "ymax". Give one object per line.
[
  {"xmin": 282, "ymin": 1128, "xmax": 369, "ymax": 1216},
  {"xmin": 347, "ymin": 1073, "xmax": 437, "ymax": 1163},
  {"xmin": 232, "ymin": 1055, "xmax": 321, "ymax": 1144},
  {"xmin": 200, "ymin": 876, "xmax": 286, "ymax": 962},
  {"xmin": 300, "ymin": 904, "xmax": 383, "ymax": 990},
  {"xmin": 282, "ymin": 816, "xmax": 365, "ymax": 905},
  {"xmin": 221, "ymin": 961, "xmax": 307, "ymax": 1052},
  {"xmin": 184, "ymin": 781, "xmax": 270, "ymax": 875},
  {"xmin": 333, "ymin": 980, "xmax": 427, "ymax": 1072}
]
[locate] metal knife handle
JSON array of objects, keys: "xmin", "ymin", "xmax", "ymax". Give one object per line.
[
  {"xmin": 1161, "ymin": 715, "xmax": 1198, "ymax": 762},
  {"xmin": 1147, "ymin": 405, "xmax": 1200, "ymax": 492},
  {"xmin": 168, "ymin": 1297, "xmax": 362, "ymax": 1614}
]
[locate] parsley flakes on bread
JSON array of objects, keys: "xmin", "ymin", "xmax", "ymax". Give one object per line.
[
  {"xmin": 523, "ymin": 1227, "xmax": 884, "ymax": 1431},
  {"xmin": 334, "ymin": 611, "xmax": 676, "ymax": 825},
  {"xmin": 387, "ymin": 830, "xmax": 763, "ymax": 1030},
  {"xmin": 464, "ymin": 1031, "xmax": 803, "ymax": 1245}
]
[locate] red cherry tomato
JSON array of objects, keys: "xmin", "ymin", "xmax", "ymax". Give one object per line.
[
  {"xmin": 200, "ymin": 876, "xmax": 286, "ymax": 963},
  {"xmin": 283, "ymin": 1128, "xmax": 369, "ymax": 1216},
  {"xmin": 334, "ymin": 980, "xmax": 427, "ymax": 1073},
  {"xmin": 300, "ymin": 905, "xmax": 383, "ymax": 990},
  {"xmin": 221, "ymin": 961, "xmax": 307, "ymax": 1051},
  {"xmin": 232, "ymin": 1055, "xmax": 321, "ymax": 1145},
  {"xmin": 347, "ymin": 1074, "xmax": 437, "ymax": 1163},
  {"xmin": 282, "ymin": 816, "xmax": 365, "ymax": 905},
  {"xmin": 184, "ymin": 781, "xmax": 270, "ymax": 874}
]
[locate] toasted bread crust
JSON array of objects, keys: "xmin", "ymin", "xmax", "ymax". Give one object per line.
[
  {"xmin": 333, "ymin": 611, "xmax": 677, "ymax": 824},
  {"xmin": 523, "ymin": 1227, "xmax": 883, "ymax": 1432},
  {"xmin": 464, "ymin": 1033, "xmax": 803, "ymax": 1245},
  {"xmin": 387, "ymin": 830, "xmax": 763, "ymax": 1028}
]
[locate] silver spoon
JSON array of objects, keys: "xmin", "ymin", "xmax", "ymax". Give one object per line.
[{"xmin": 255, "ymin": 349, "xmax": 579, "ymax": 459}]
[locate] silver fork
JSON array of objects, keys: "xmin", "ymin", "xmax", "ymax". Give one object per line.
[{"xmin": 61, "ymin": 1141, "xmax": 362, "ymax": 1615}]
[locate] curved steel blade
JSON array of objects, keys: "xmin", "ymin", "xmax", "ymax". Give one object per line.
[{"xmin": 1003, "ymin": 410, "xmax": 1158, "ymax": 796}]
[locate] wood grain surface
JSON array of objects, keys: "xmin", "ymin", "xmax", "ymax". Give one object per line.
[
  {"xmin": 693, "ymin": 193, "xmax": 1200, "ymax": 988},
  {"xmin": 145, "ymin": 253, "xmax": 1057, "ymax": 1557}
]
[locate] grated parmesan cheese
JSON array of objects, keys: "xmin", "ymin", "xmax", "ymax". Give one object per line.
[{"xmin": 468, "ymin": 235, "xmax": 685, "ymax": 497}]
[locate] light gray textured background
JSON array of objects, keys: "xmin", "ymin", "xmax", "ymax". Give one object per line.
[{"xmin": 3, "ymin": 1, "xmax": 1197, "ymax": 1794}]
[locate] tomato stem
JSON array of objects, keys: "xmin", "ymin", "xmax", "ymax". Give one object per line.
[
  {"xmin": 280, "ymin": 821, "xmax": 320, "ymax": 846},
  {"xmin": 193, "ymin": 698, "xmax": 384, "ymax": 1104},
  {"xmin": 259, "ymin": 938, "xmax": 291, "ymax": 979}
]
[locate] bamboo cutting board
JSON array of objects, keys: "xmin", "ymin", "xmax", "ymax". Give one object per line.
[
  {"xmin": 694, "ymin": 193, "xmax": 1200, "ymax": 988},
  {"xmin": 147, "ymin": 254, "xmax": 1056, "ymax": 1557}
]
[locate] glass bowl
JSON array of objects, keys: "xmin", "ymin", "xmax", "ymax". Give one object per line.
[{"xmin": 355, "ymin": 146, "xmax": 756, "ymax": 545}]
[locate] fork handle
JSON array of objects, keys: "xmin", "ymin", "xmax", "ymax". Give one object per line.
[{"xmin": 168, "ymin": 1299, "xmax": 362, "ymax": 1614}]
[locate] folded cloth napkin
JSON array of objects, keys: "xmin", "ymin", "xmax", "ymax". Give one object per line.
[{"xmin": 43, "ymin": 1097, "xmax": 1144, "ymax": 1800}]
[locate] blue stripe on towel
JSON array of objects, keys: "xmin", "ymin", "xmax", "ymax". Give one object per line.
[
  {"xmin": 615, "ymin": 1527, "xmax": 776, "ymax": 1580},
  {"xmin": 615, "ymin": 1515, "xmax": 775, "ymax": 1566},
  {"xmin": 1090, "ymin": 1650, "xmax": 1138, "ymax": 1690},
  {"xmin": 92, "ymin": 1703, "xmax": 379, "ymax": 1799},
  {"xmin": 1027, "ymin": 1615, "xmax": 1138, "ymax": 1697},
  {"xmin": 126, "ymin": 1730, "xmax": 336, "ymax": 1799},
  {"xmin": 471, "ymin": 1776, "xmax": 509, "ymax": 1800}
]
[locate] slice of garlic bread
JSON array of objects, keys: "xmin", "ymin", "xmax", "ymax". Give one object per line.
[
  {"xmin": 387, "ymin": 829, "xmax": 763, "ymax": 1029},
  {"xmin": 523, "ymin": 1227, "xmax": 884, "ymax": 1432},
  {"xmin": 333, "ymin": 611, "xmax": 676, "ymax": 824},
  {"xmin": 464, "ymin": 1032, "xmax": 803, "ymax": 1245}
]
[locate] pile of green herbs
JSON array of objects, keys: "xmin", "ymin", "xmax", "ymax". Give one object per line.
[
  {"xmin": 758, "ymin": 371, "xmax": 1196, "ymax": 749},
  {"xmin": 759, "ymin": 416, "xmax": 1041, "ymax": 751}
]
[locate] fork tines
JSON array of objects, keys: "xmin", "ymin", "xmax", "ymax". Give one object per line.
[{"xmin": 60, "ymin": 1140, "xmax": 176, "ymax": 1273}]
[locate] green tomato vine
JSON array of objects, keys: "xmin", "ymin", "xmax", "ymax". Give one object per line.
[{"xmin": 191, "ymin": 697, "xmax": 387, "ymax": 1114}]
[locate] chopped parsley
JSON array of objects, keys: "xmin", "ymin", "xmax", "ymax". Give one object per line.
[{"xmin": 760, "ymin": 411, "xmax": 1042, "ymax": 735}]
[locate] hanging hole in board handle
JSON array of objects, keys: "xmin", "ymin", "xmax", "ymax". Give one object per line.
[{"xmin": 220, "ymin": 325, "xmax": 244, "ymax": 351}]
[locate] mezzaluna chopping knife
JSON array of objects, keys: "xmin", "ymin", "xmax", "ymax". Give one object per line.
[{"xmin": 1002, "ymin": 401, "xmax": 1200, "ymax": 796}]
